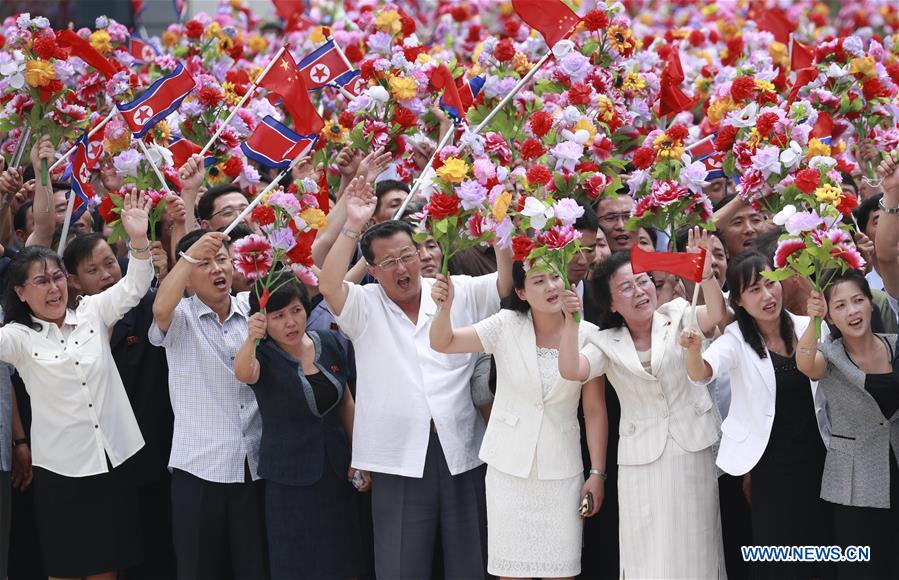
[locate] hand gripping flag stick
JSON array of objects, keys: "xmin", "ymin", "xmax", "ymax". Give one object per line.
[
  {"xmin": 222, "ymin": 141, "xmax": 314, "ymax": 236},
  {"xmin": 198, "ymin": 45, "xmax": 288, "ymax": 158}
]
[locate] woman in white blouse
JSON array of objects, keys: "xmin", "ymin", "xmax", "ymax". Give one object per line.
[
  {"xmin": 430, "ymin": 261, "xmax": 607, "ymax": 580},
  {"xmin": 0, "ymin": 187, "xmax": 154, "ymax": 580},
  {"xmin": 558, "ymin": 228, "xmax": 727, "ymax": 579}
]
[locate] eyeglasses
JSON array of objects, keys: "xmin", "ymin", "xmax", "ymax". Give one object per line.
[
  {"xmin": 373, "ymin": 253, "xmax": 419, "ymax": 271},
  {"xmin": 615, "ymin": 275, "xmax": 654, "ymax": 297},
  {"xmin": 210, "ymin": 205, "xmax": 249, "ymax": 220},
  {"xmin": 25, "ymin": 271, "xmax": 68, "ymax": 290},
  {"xmin": 598, "ymin": 212, "xmax": 631, "ymax": 226}
]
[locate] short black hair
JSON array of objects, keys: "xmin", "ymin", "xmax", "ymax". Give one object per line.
[
  {"xmin": 574, "ymin": 201, "xmax": 599, "ymax": 233},
  {"xmin": 51, "ymin": 182, "xmax": 71, "ymax": 193},
  {"xmin": 750, "ymin": 226, "xmax": 786, "ymax": 262},
  {"xmin": 673, "ymin": 226, "xmax": 727, "ymax": 257},
  {"xmin": 374, "ymin": 179, "xmax": 410, "ymax": 215},
  {"xmin": 590, "ymin": 251, "xmax": 633, "ymax": 329},
  {"xmin": 249, "ymin": 272, "xmax": 312, "ymax": 315},
  {"xmin": 62, "ymin": 232, "xmax": 106, "ymax": 274},
  {"xmin": 221, "ymin": 223, "xmax": 253, "ymax": 241},
  {"xmin": 13, "ymin": 201, "xmax": 33, "ymax": 233},
  {"xmin": 855, "ymin": 193, "xmax": 882, "ymax": 235},
  {"xmin": 359, "ymin": 220, "xmax": 414, "ymax": 264},
  {"xmin": 175, "ymin": 228, "xmax": 230, "ymax": 258},
  {"xmin": 197, "ymin": 185, "xmax": 246, "ymax": 221},
  {"xmin": 713, "ymin": 194, "xmax": 736, "ymax": 213}
]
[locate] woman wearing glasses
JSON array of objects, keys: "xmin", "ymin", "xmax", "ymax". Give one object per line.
[
  {"xmin": 681, "ymin": 252, "xmax": 831, "ymax": 579},
  {"xmin": 0, "ymin": 184, "xmax": 155, "ymax": 580},
  {"xmin": 558, "ymin": 228, "xmax": 727, "ymax": 579}
]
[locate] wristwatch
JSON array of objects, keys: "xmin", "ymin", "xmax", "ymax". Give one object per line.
[
  {"xmin": 878, "ymin": 197, "xmax": 899, "ymax": 214},
  {"xmin": 13, "ymin": 437, "xmax": 28, "ymax": 447}
]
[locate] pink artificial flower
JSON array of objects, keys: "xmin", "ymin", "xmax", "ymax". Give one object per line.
[
  {"xmin": 831, "ymin": 244, "xmax": 865, "ymax": 270},
  {"xmin": 232, "ymin": 234, "xmax": 273, "ymax": 280},
  {"xmin": 537, "ymin": 224, "xmax": 580, "ymax": 249},
  {"xmin": 773, "ymin": 238, "xmax": 807, "ymax": 268}
]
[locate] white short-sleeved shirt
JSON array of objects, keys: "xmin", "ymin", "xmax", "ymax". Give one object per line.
[{"xmin": 335, "ymin": 274, "xmax": 500, "ymax": 477}]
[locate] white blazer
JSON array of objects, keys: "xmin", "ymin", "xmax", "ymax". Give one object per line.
[
  {"xmin": 698, "ymin": 313, "xmax": 831, "ymax": 476},
  {"xmin": 582, "ymin": 298, "xmax": 721, "ymax": 466},
  {"xmin": 474, "ymin": 309, "xmax": 596, "ymax": 479}
]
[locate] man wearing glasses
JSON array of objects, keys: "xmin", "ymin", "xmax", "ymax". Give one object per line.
[
  {"xmin": 195, "ymin": 185, "xmax": 250, "ymax": 231},
  {"xmin": 595, "ymin": 195, "xmax": 637, "ymax": 253},
  {"xmin": 319, "ymin": 179, "xmax": 512, "ymax": 580}
]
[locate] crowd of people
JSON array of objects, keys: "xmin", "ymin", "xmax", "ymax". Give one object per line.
[{"xmin": 0, "ymin": 0, "xmax": 898, "ymax": 579}]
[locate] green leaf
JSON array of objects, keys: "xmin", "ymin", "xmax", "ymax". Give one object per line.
[{"xmin": 761, "ymin": 268, "xmax": 795, "ymax": 281}]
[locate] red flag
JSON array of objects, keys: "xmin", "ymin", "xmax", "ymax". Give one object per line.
[
  {"xmin": 429, "ymin": 65, "xmax": 466, "ymax": 123},
  {"xmin": 658, "ymin": 45, "xmax": 695, "ymax": 118},
  {"xmin": 787, "ymin": 67, "xmax": 818, "ymax": 106},
  {"xmin": 316, "ymin": 167, "xmax": 330, "ymax": 216},
  {"xmin": 511, "ymin": 0, "xmax": 581, "ymax": 49},
  {"xmin": 272, "ymin": 0, "xmax": 303, "ymax": 20},
  {"xmin": 257, "ymin": 50, "xmax": 324, "ymax": 135},
  {"xmin": 56, "ymin": 29, "xmax": 118, "ymax": 79},
  {"xmin": 790, "ymin": 38, "xmax": 814, "ymax": 71},
  {"xmin": 755, "ymin": 7, "xmax": 796, "ymax": 44},
  {"xmin": 631, "ymin": 245, "xmax": 706, "ymax": 283},
  {"xmin": 810, "ymin": 111, "xmax": 834, "ymax": 141}
]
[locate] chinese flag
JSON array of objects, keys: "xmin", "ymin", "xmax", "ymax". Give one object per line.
[
  {"xmin": 810, "ymin": 111, "xmax": 833, "ymax": 141},
  {"xmin": 511, "ymin": 0, "xmax": 581, "ymax": 49},
  {"xmin": 786, "ymin": 67, "xmax": 818, "ymax": 106},
  {"xmin": 631, "ymin": 245, "xmax": 706, "ymax": 283},
  {"xmin": 258, "ymin": 49, "xmax": 324, "ymax": 135},
  {"xmin": 658, "ymin": 45, "xmax": 695, "ymax": 118},
  {"xmin": 429, "ymin": 65, "xmax": 466, "ymax": 122},
  {"xmin": 791, "ymin": 38, "xmax": 814, "ymax": 71},
  {"xmin": 56, "ymin": 29, "xmax": 118, "ymax": 79},
  {"xmin": 755, "ymin": 7, "xmax": 796, "ymax": 45}
]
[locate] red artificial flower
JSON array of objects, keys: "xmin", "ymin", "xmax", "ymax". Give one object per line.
[
  {"xmin": 584, "ymin": 173, "xmax": 612, "ymax": 199},
  {"xmin": 583, "ymin": 9, "xmax": 609, "ymax": 31},
  {"xmin": 722, "ymin": 37, "xmax": 744, "ymax": 67},
  {"xmin": 526, "ymin": 165, "xmax": 552, "ymax": 186},
  {"xmin": 185, "ymin": 20, "xmax": 204, "ymax": 39},
  {"xmin": 467, "ymin": 24, "xmax": 483, "ymax": 43},
  {"xmin": 836, "ymin": 192, "xmax": 859, "ymax": 216},
  {"xmin": 576, "ymin": 161, "xmax": 599, "ymax": 173},
  {"xmin": 632, "ymin": 146, "xmax": 656, "ymax": 169},
  {"xmin": 39, "ymin": 80, "xmax": 64, "ymax": 103},
  {"xmin": 503, "ymin": 19, "xmax": 520, "ymax": 38},
  {"xmin": 344, "ymin": 43, "xmax": 364, "ymax": 63},
  {"xmin": 450, "ymin": 6, "xmax": 469, "ymax": 22},
  {"xmin": 232, "ymin": 234, "xmax": 273, "ymax": 281},
  {"xmin": 794, "ymin": 169, "xmax": 820, "ymax": 194},
  {"xmin": 688, "ymin": 29, "xmax": 705, "ymax": 47},
  {"xmin": 520, "ymin": 138, "xmax": 546, "ymax": 161},
  {"xmin": 716, "ymin": 125, "xmax": 738, "ymax": 150},
  {"xmin": 398, "ymin": 11, "xmax": 416, "ymax": 36},
  {"xmin": 568, "ymin": 83, "xmax": 592, "ymax": 105},
  {"xmin": 426, "ymin": 192, "xmax": 461, "ymax": 221},
  {"xmin": 831, "ymin": 244, "xmax": 865, "ymax": 269},
  {"xmin": 529, "ymin": 111, "xmax": 553, "ymax": 138},
  {"xmin": 33, "ymin": 31, "xmax": 62, "ymax": 60},
  {"xmin": 755, "ymin": 112, "xmax": 779, "ymax": 137},
  {"xmin": 98, "ymin": 193, "xmax": 121, "ymax": 224},
  {"xmin": 393, "ymin": 106, "xmax": 418, "ymax": 128},
  {"xmin": 773, "ymin": 238, "xmax": 807, "ymax": 268},
  {"xmin": 360, "ymin": 59, "xmax": 378, "ymax": 81},
  {"xmin": 197, "ymin": 85, "xmax": 223, "ymax": 107},
  {"xmin": 225, "ymin": 69, "xmax": 251, "ymax": 94},
  {"xmin": 512, "ymin": 235, "xmax": 537, "ymax": 262},
  {"xmin": 0, "ymin": 33, "xmax": 5, "ymax": 50},
  {"xmin": 494, "ymin": 39, "xmax": 516, "ymax": 62},
  {"xmin": 730, "ymin": 77, "xmax": 755, "ymax": 101},
  {"xmin": 666, "ymin": 125, "xmax": 689, "ymax": 142},
  {"xmin": 223, "ymin": 156, "xmax": 243, "ymax": 178},
  {"xmin": 402, "ymin": 45, "xmax": 429, "ymax": 62},
  {"xmin": 887, "ymin": 63, "xmax": 899, "ymax": 86},
  {"xmin": 862, "ymin": 79, "xmax": 890, "ymax": 101},
  {"xmin": 338, "ymin": 110, "xmax": 356, "ymax": 129}
]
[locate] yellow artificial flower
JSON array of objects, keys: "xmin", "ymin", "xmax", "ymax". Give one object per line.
[
  {"xmin": 247, "ymin": 34, "xmax": 267, "ymax": 53},
  {"xmin": 574, "ymin": 118, "xmax": 597, "ymax": 142},
  {"xmin": 701, "ymin": 4, "xmax": 719, "ymax": 17},
  {"xmin": 755, "ymin": 79, "xmax": 776, "ymax": 94},
  {"xmin": 309, "ymin": 27, "xmax": 328, "ymax": 44},
  {"xmin": 512, "ymin": 53, "xmax": 531, "ymax": 75},
  {"xmin": 499, "ymin": 2, "xmax": 514, "ymax": 17},
  {"xmin": 622, "ymin": 72, "xmax": 646, "ymax": 92},
  {"xmin": 161, "ymin": 31, "xmax": 180, "ymax": 49},
  {"xmin": 716, "ymin": 19, "xmax": 739, "ymax": 41},
  {"xmin": 850, "ymin": 56, "xmax": 877, "ymax": 80},
  {"xmin": 103, "ymin": 133, "xmax": 131, "ymax": 156},
  {"xmin": 375, "ymin": 10, "xmax": 402, "ymax": 35},
  {"xmin": 746, "ymin": 128, "xmax": 762, "ymax": 148},
  {"xmin": 653, "ymin": 133, "xmax": 685, "ymax": 160},
  {"xmin": 416, "ymin": 53, "xmax": 433, "ymax": 65},
  {"xmin": 206, "ymin": 22, "xmax": 223, "ymax": 40},
  {"xmin": 814, "ymin": 184, "xmax": 842, "ymax": 204},
  {"xmin": 768, "ymin": 42, "xmax": 788, "ymax": 68},
  {"xmin": 807, "ymin": 138, "xmax": 832, "ymax": 157},
  {"xmin": 221, "ymin": 82, "xmax": 243, "ymax": 106},
  {"xmin": 300, "ymin": 207, "xmax": 328, "ymax": 230},
  {"xmin": 436, "ymin": 158, "xmax": 469, "ymax": 184},
  {"xmin": 89, "ymin": 30, "xmax": 113, "ymax": 54},
  {"xmin": 607, "ymin": 25, "xmax": 636, "ymax": 54},
  {"xmin": 492, "ymin": 191, "xmax": 512, "ymax": 222},
  {"xmin": 388, "ymin": 75, "xmax": 417, "ymax": 101},
  {"xmin": 638, "ymin": 14, "xmax": 653, "ymax": 26},
  {"xmin": 217, "ymin": 36, "xmax": 234, "ymax": 54},
  {"xmin": 24, "ymin": 60, "xmax": 56, "ymax": 88},
  {"xmin": 153, "ymin": 121, "xmax": 172, "ymax": 144},
  {"xmin": 596, "ymin": 95, "xmax": 616, "ymax": 124},
  {"xmin": 322, "ymin": 120, "xmax": 346, "ymax": 143},
  {"xmin": 707, "ymin": 97, "xmax": 739, "ymax": 125}
]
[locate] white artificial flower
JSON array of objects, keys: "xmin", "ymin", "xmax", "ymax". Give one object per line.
[
  {"xmin": 779, "ymin": 140, "xmax": 803, "ymax": 170},
  {"xmin": 367, "ymin": 85, "xmax": 389, "ymax": 103},
  {"xmin": 826, "ymin": 63, "xmax": 848, "ymax": 79},
  {"xmin": 551, "ymin": 39, "xmax": 575, "ymax": 59},
  {"xmin": 521, "ymin": 196, "xmax": 555, "ymax": 230},
  {"xmin": 147, "ymin": 143, "xmax": 174, "ymax": 168},
  {"xmin": 729, "ymin": 102, "xmax": 759, "ymax": 128},
  {"xmin": 772, "ymin": 204, "xmax": 797, "ymax": 226}
]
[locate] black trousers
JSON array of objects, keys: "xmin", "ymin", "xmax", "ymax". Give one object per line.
[
  {"xmin": 171, "ymin": 468, "xmax": 268, "ymax": 580},
  {"xmin": 123, "ymin": 477, "xmax": 176, "ymax": 580}
]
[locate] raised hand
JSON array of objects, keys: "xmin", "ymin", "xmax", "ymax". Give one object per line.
[
  {"xmin": 291, "ymin": 155, "xmax": 315, "ymax": 182},
  {"xmin": 247, "ymin": 312, "xmax": 267, "ymax": 342},
  {"xmin": 335, "ymin": 147, "xmax": 362, "ymax": 180},
  {"xmin": 853, "ymin": 232, "xmax": 875, "ymax": 267},
  {"xmin": 178, "ymin": 154, "xmax": 205, "ymax": 194},
  {"xmin": 560, "ymin": 289, "xmax": 582, "ymax": 321},
  {"xmin": 431, "ymin": 273, "xmax": 454, "ymax": 309},
  {"xmin": 361, "ymin": 147, "xmax": 392, "ymax": 183},
  {"xmin": 679, "ymin": 327, "xmax": 703, "ymax": 351},
  {"xmin": 29, "ymin": 135, "xmax": 54, "ymax": 175},
  {"xmin": 99, "ymin": 156, "xmax": 123, "ymax": 192},
  {"xmin": 687, "ymin": 226, "xmax": 713, "ymax": 280},
  {"xmin": 878, "ymin": 149, "xmax": 899, "ymax": 199},
  {"xmin": 165, "ymin": 194, "xmax": 187, "ymax": 224},
  {"xmin": 120, "ymin": 188, "xmax": 153, "ymax": 242},
  {"xmin": 344, "ymin": 175, "xmax": 376, "ymax": 229},
  {"xmin": 0, "ymin": 167, "xmax": 23, "ymax": 200},
  {"xmin": 184, "ymin": 231, "xmax": 229, "ymax": 263},
  {"xmin": 806, "ymin": 291, "xmax": 827, "ymax": 319}
]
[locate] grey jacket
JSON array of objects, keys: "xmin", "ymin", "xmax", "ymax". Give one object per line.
[{"xmin": 818, "ymin": 334, "xmax": 899, "ymax": 508}]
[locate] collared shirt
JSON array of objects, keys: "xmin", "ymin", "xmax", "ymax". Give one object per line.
[
  {"xmin": 0, "ymin": 256, "xmax": 153, "ymax": 477},
  {"xmin": 335, "ymin": 273, "xmax": 500, "ymax": 478},
  {"xmin": 149, "ymin": 292, "xmax": 262, "ymax": 483},
  {"xmin": 0, "ymin": 362, "xmax": 12, "ymax": 472}
]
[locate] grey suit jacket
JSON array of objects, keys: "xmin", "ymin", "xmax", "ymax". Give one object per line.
[{"xmin": 818, "ymin": 334, "xmax": 899, "ymax": 508}]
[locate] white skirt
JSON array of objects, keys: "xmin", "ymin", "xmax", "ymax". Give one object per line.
[
  {"xmin": 618, "ymin": 438, "xmax": 726, "ymax": 579},
  {"xmin": 485, "ymin": 465, "xmax": 584, "ymax": 578}
]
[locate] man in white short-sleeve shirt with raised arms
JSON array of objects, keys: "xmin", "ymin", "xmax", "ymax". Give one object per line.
[{"xmin": 319, "ymin": 178, "xmax": 512, "ymax": 579}]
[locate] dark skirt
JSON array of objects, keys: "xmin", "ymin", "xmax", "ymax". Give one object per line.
[
  {"xmin": 33, "ymin": 465, "xmax": 142, "ymax": 577},
  {"xmin": 266, "ymin": 464, "xmax": 364, "ymax": 580}
]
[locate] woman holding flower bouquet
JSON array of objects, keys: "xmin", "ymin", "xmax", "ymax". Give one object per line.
[
  {"xmin": 559, "ymin": 228, "xmax": 727, "ymax": 579},
  {"xmin": 234, "ymin": 274, "xmax": 367, "ymax": 580},
  {"xmin": 0, "ymin": 187, "xmax": 154, "ymax": 579},
  {"xmin": 430, "ymin": 257, "xmax": 608, "ymax": 580},
  {"xmin": 682, "ymin": 252, "xmax": 832, "ymax": 579}
]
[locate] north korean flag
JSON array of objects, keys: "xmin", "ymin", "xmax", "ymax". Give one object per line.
[
  {"xmin": 168, "ymin": 134, "xmax": 216, "ymax": 169},
  {"xmin": 298, "ymin": 40, "xmax": 353, "ymax": 91},
  {"xmin": 439, "ymin": 74, "xmax": 485, "ymax": 118},
  {"xmin": 688, "ymin": 135, "xmax": 726, "ymax": 180},
  {"xmin": 68, "ymin": 133, "xmax": 94, "ymax": 221},
  {"xmin": 240, "ymin": 116, "xmax": 319, "ymax": 169},
  {"xmin": 129, "ymin": 35, "xmax": 159, "ymax": 65},
  {"xmin": 116, "ymin": 63, "xmax": 196, "ymax": 138},
  {"xmin": 335, "ymin": 70, "xmax": 367, "ymax": 97}
]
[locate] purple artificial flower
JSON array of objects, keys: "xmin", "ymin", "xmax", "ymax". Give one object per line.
[
  {"xmin": 268, "ymin": 227, "xmax": 297, "ymax": 252},
  {"xmin": 456, "ymin": 180, "xmax": 488, "ymax": 211},
  {"xmin": 785, "ymin": 209, "xmax": 824, "ymax": 236},
  {"xmin": 559, "ymin": 51, "xmax": 591, "ymax": 84}
]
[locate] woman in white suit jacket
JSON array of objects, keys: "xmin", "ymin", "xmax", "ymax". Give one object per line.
[
  {"xmin": 430, "ymin": 262, "xmax": 607, "ymax": 580},
  {"xmin": 559, "ymin": 228, "xmax": 727, "ymax": 580},
  {"xmin": 682, "ymin": 252, "xmax": 831, "ymax": 580}
]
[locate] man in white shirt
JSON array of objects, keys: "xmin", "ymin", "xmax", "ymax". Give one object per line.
[{"xmin": 319, "ymin": 179, "xmax": 511, "ymax": 579}]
